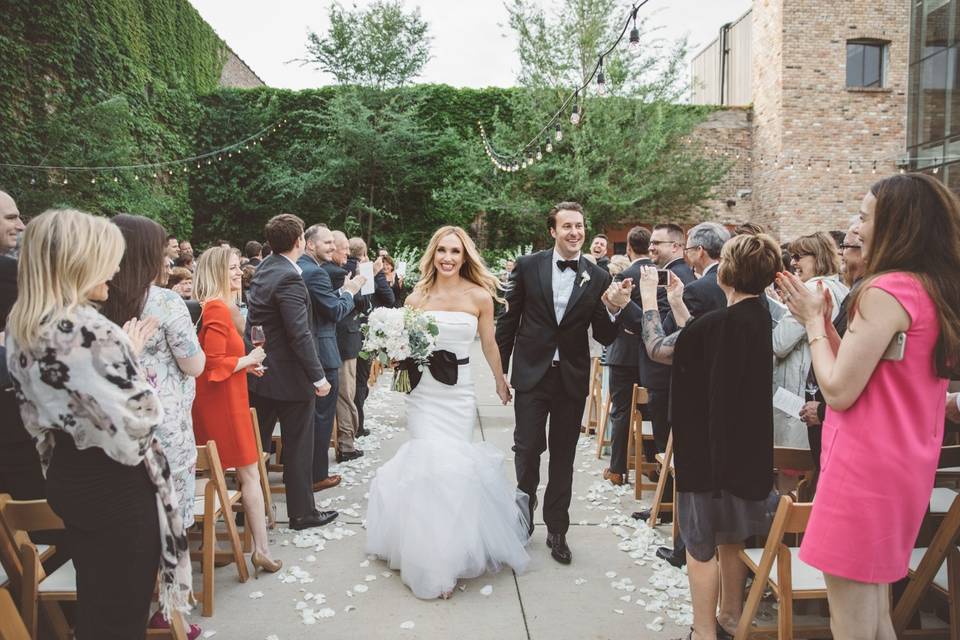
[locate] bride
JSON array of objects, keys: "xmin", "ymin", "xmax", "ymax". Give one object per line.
[{"xmin": 365, "ymin": 225, "xmax": 530, "ymax": 599}]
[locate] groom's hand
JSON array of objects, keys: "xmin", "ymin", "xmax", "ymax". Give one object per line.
[{"xmin": 604, "ymin": 279, "xmax": 632, "ymax": 313}]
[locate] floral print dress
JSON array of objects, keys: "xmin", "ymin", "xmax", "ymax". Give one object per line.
[
  {"xmin": 6, "ymin": 304, "xmax": 192, "ymax": 615},
  {"xmin": 142, "ymin": 285, "xmax": 202, "ymax": 527}
]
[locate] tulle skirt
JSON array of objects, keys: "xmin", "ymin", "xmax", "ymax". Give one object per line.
[{"xmin": 365, "ymin": 367, "xmax": 530, "ymax": 599}]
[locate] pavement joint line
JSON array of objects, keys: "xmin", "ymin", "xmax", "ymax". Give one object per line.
[{"xmin": 512, "ymin": 569, "xmax": 533, "ymax": 640}]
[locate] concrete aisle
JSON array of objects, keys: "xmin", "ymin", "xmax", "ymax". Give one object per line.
[{"xmin": 196, "ymin": 340, "xmax": 692, "ymax": 639}]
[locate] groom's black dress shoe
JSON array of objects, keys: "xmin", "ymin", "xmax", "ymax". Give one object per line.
[
  {"xmin": 336, "ymin": 449, "xmax": 364, "ymax": 463},
  {"xmin": 546, "ymin": 533, "xmax": 572, "ymax": 565},
  {"xmin": 631, "ymin": 508, "xmax": 672, "ymax": 525},
  {"xmin": 290, "ymin": 510, "xmax": 338, "ymax": 531},
  {"xmin": 656, "ymin": 545, "xmax": 686, "ymax": 568}
]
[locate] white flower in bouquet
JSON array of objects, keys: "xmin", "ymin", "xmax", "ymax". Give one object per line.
[{"xmin": 361, "ymin": 307, "xmax": 439, "ymax": 392}]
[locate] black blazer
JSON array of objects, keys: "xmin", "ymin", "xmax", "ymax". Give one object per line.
[
  {"xmin": 329, "ymin": 259, "xmax": 396, "ymax": 360},
  {"xmin": 299, "ymin": 254, "xmax": 355, "ymax": 370},
  {"xmin": 0, "ymin": 255, "xmax": 16, "ymax": 331},
  {"xmin": 682, "ymin": 264, "xmax": 727, "ymax": 320},
  {"xmin": 638, "ymin": 258, "xmax": 696, "ymax": 390},
  {"xmin": 604, "ymin": 258, "xmax": 654, "ymax": 367},
  {"xmin": 671, "ymin": 298, "xmax": 773, "ymax": 499},
  {"xmin": 245, "ymin": 254, "xmax": 325, "ymax": 401},
  {"xmin": 496, "ymin": 250, "xmax": 618, "ymax": 397}
]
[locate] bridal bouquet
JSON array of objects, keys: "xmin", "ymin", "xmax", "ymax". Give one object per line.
[{"xmin": 362, "ymin": 307, "xmax": 439, "ymax": 393}]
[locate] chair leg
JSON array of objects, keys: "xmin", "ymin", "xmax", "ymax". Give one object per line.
[
  {"xmin": 202, "ymin": 516, "xmax": 214, "ymax": 617},
  {"xmin": 649, "ymin": 462, "xmax": 669, "ymax": 526},
  {"xmin": 670, "ymin": 478, "xmax": 678, "ymax": 542},
  {"xmin": 41, "ymin": 601, "xmax": 71, "ymax": 640},
  {"xmin": 949, "ymin": 548, "xmax": 960, "ymax": 640},
  {"xmin": 777, "ymin": 588, "xmax": 793, "ymax": 640}
]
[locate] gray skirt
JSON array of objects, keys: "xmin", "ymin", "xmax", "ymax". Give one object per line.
[{"xmin": 677, "ymin": 489, "xmax": 780, "ymax": 562}]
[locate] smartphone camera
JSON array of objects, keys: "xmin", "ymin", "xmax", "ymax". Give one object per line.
[{"xmin": 657, "ymin": 269, "xmax": 669, "ymax": 287}]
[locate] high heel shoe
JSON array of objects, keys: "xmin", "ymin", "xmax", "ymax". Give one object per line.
[{"xmin": 251, "ymin": 551, "xmax": 282, "ymax": 576}]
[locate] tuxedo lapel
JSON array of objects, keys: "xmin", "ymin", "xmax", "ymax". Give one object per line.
[
  {"xmin": 538, "ymin": 251, "xmax": 558, "ymax": 326},
  {"xmin": 560, "ymin": 256, "xmax": 590, "ymax": 325}
]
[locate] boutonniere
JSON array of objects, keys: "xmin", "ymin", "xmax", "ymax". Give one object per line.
[{"xmin": 579, "ymin": 271, "xmax": 591, "ymax": 287}]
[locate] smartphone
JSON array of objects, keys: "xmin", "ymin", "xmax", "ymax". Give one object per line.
[
  {"xmin": 657, "ymin": 269, "xmax": 669, "ymax": 287},
  {"xmin": 881, "ymin": 331, "xmax": 907, "ymax": 361},
  {"xmin": 613, "ymin": 273, "xmax": 626, "ymax": 283}
]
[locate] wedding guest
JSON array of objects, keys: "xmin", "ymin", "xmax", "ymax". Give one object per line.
[
  {"xmin": 174, "ymin": 253, "xmax": 194, "ymax": 272},
  {"xmin": 603, "ymin": 226, "xmax": 653, "ymax": 486},
  {"xmin": 638, "ymin": 223, "xmax": 696, "ymax": 567},
  {"xmin": 178, "ymin": 240, "xmax": 193, "ymax": 259},
  {"xmin": 326, "ymin": 230, "xmax": 363, "ymax": 461},
  {"xmin": 245, "ymin": 240, "xmax": 263, "ymax": 267},
  {"xmin": 772, "ymin": 231, "xmax": 848, "ymax": 449},
  {"xmin": 798, "ymin": 223, "xmax": 866, "ymax": 468},
  {"xmin": 0, "ymin": 190, "xmax": 42, "ymax": 502},
  {"xmin": 682, "ymin": 223, "xmax": 730, "ymax": 317},
  {"xmin": 192, "ymin": 246, "xmax": 280, "ymax": 572},
  {"xmin": 165, "ymin": 235, "xmax": 180, "ymax": 268},
  {"xmin": 247, "ymin": 214, "xmax": 337, "ymax": 530},
  {"xmin": 382, "ymin": 255, "xmax": 405, "ymax": 307},
  {"xmin": 299, "ymin": 225, "xmax": 363, "ymax": 491},
  {"xmin": 589, "ymin": 234, "xmax": 610, "ymax": 271},
  {"xmin": 608, "ymin": 254, "xmax": 630, "ymax": 276},
  {"xmin": 780, "ymin": 173, "xmax": 960, "ymax": 638},
  {"xmin": 348, "ymin": 236, "xmax": 394, "ymax": 437},
  {"xmin": 630, "ymin": 233, "xmax": 783, "ymax": 640},
  {"xmin": 6, "ymin": 209, "xmax": 191, "ymax": 639},
  {"xmin": 168, "ymin": 267, "xmax": 193, "ymax": 299}
]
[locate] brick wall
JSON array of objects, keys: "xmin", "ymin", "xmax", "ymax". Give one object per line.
[
  {"xmin": 689, "ymin": 108, "xmax": 755, "ymax": 225},
  {"xmin": 752, "ymin": 0, "xmax": 909, "ymax": 240}
]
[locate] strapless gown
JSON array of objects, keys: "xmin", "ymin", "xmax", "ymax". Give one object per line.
[{"xmin": 365, "ymin": 310, "xmax": 530, "ymax": 599}]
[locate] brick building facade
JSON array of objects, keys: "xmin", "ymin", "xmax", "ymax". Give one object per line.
[{"xmin": 675, "ymin": 0, "xmax": 911, "ymax": 242}]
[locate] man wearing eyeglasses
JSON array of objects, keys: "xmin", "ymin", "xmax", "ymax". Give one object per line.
[{"xmin": 680, "ymin": 222, "xmax": 730, "ymax": 318}]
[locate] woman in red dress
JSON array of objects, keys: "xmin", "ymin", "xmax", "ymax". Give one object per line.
[{"xmin": 192, "ymin": 246, "xmax": 280, "ymax": 574}]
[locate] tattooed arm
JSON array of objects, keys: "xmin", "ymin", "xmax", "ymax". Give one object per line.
[{"xmin": 640, "ymin": 308, "xmax": 680, "ymax": 365}]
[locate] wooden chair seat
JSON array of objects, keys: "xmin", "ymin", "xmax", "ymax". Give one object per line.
[
  {"xmin": 931, "ymin": 487, "xmax": 958, "ymax": 514},
  {"xmin": 193, "ymin": 490, "xmax": 241, "ymax": 517},
  {"xmin": 741, "ymin": 547, "xmax": 826, "ymax": 595}
]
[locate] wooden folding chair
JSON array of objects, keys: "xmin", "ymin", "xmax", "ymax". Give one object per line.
[
  {"xmin": 0, "ymin": 587, "xmax": 31, "ymax": 640},
  {"xmin": 623, "ymin": 385, "xmax": 655, "ymax": 499},
  {"xmin": 228, "ymin": 409, "xmax": 276, "ymax": 548},
  {"xmin": 894, "ymin": 482, "xmax": 960, "ymax": 637},
  {"xmin": 647, "ymin": 431, "xmax": 676, "ymax": 535},
  {"xmin": 192, "ymin": 441, "xmax": 248, "ymax": 617},
  {"xmin": 0, "ymin": 496, "xmax": 71, "ymax": 640},
  {"xmin": 735, "ymin": 495, "xmax": 831, "ymax": 639},
  {"xmin": 772, "ymin": 447, "xmax": 816, "ymax": 502},
  {"xmin": 595, "ymin": 367, "xmax": 614, "ymax": 459},
  {"xmin": 581, "ymin": 357, "xmax": 603, "ymax": 435}
]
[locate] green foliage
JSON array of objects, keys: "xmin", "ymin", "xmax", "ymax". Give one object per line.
[
  {"xmin": 299, "ymin": 0, "xmax": 432, "ymax": 89},
  {"xmin": 0, "ymin": 0, "xmax": 224, "ymax": 236}
]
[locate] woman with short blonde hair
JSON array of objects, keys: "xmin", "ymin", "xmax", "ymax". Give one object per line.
[{"xmin": 6, "ymin": 209, "xmax": 191, "ymax": 639}]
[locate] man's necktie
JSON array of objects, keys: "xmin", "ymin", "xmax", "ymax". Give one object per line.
[{"xmin": 556, "ymin": 259, "xmax": 579, "ymax": 272}]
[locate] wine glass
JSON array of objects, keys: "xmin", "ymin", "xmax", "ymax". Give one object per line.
[{"xmin": 250, "ymin": 325, "xmax": 266, "ymax": 372}]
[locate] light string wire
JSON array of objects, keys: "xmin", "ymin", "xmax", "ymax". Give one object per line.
[
  {"xmin": 479, "ymin": 0, "xmax": 650, "ymax": 169},
  {"xmin": 0, "ymin": 118, "xmax": 289, "ymax": 173}
]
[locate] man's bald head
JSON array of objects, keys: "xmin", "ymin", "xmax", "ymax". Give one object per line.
[
  {"xmin": 331, "ymin": 230, "xmax": 349, "ymax": 266},
  {"xmin": 0, "ymin": 191, "xmax": 24, "ymax": 252}
]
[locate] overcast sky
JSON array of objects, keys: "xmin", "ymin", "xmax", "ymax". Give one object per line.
[{"xmin": 189, "ymin": 0, "xmax": 752, "ymax": 90}]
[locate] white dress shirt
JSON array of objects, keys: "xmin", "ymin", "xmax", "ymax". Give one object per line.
[{"xmin": 551, "ymin": 249, "xmax": 579, "ymax": 361}]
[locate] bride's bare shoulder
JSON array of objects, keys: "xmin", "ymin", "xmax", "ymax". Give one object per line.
[{"xmin": 405, "ymin": 291, "xmax": 424, "ymax": 307}]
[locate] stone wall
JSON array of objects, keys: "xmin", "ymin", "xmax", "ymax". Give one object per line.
[{"xmin": 219, "ymin": 47, "xmax": 265, "ymax": 89}]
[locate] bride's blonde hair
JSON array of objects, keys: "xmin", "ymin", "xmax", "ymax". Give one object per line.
[
  {"xmin": 413, "ymin": 226, "xmax": 505, "ymax": 306},
  {"xmin": 9, "ymin": 209, "xmax": 125, "ymax": 347}
]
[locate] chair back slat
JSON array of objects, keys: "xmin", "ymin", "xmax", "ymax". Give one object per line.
[
  {"xmin": 0, "ymin": 501, "xmax": 64, "ymax": 534},
  {"xmin": 0, "ymin": 587, "xmax": 31, "ymax": 640},
  {"xmin": 782, "ymin": 502, "xmax": 813, "ymax": 534}
]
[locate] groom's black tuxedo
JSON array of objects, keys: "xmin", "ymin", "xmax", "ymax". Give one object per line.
[
  {"xmin": 496, "ymin": 249, "xmax": 619, "ymax": 536},
  {"xmin": 496, "ymin": 250, "xmax": 619, "ymax": 396}
]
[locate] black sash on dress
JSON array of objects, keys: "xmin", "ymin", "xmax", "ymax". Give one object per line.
[{"xmin": 398, "ymin": 350, "xmax": 469, "ymax": 393}]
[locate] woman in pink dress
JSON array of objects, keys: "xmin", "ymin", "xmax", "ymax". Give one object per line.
[{"xmin": 779, "ymin": 173, "xmax": 960, "ymax": 639}]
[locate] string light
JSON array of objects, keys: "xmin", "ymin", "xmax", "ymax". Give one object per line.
[
  {"xmin": 629, "ymin": 7, "xmax": 641, "ymax": 49},
  {"xmin": 570, "ymin": 90, "xmax": 581, "ymax": 126},
  {"xmin": 596, "ymin": 56, "xmax": 607, "ymax": 95},
  {"xmin": 545, "ymin": 138, "xmax": 554, "ymax": 153},
  {"xmin": 555, "ymin": 123, "xmax": 563, "ymax": 142}
]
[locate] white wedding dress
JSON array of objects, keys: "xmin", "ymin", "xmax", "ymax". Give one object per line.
[{"xmin": 365, "ymin": 310, "xmax": 530, "ymax": 599}]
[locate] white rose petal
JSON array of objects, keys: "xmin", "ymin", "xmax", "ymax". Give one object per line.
[
  {"xmin": 400, "ymin": 621, "xmax": 415, "ymax": 630},
  {"xmin": 249, "ymin": 591, "xmax": 264, "ymax": 599},
  {"xmin": 480, "ymin": 585, "xmax": 493, "ymax": 596}
]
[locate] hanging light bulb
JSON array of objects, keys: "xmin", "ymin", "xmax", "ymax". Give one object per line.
[
  {"xmin": 114, "ymin": 175, "xmax": 119, "ymax": 182},
  {"xmin": 30, "ymin": 177, "xmax": 36, "ymax": 185},
  {"xmin": 90, "ymin": 177, "xmax": 96, "ymax": 184},
  {"xmin": 555, "ymin": 123, "xmax": 563, "ymax": 142},
  {"xmin": 134, "ymin": 174, "xmax": 140, "ymax": 181},
  {"xmin": 536, "ymin": 147, "xmax": 543, "ymax": 161},
  {"xmin": 62, "ymin": 178, "xmax": 68, "ymax": 185},
  {"xmin": 570, "ymin": 90, "xmax": 581, "ymax": 125},
  {"xmin": 596, "ymin": 56, "xmax": 606, "ymax": 95},
  {"xmin": 546, "ymin": 137, "xmax": 553, "ymax": 153},
  {"xmin": 629, "ymin": 8, "xmax": 640, "ymax": 49}
]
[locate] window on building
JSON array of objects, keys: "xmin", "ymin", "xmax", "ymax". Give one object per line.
[{"xmin": 847, "ymin": 40, "xmax": 888, "ymax": 88}]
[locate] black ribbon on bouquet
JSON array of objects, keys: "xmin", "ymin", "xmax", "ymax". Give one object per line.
[{"xmin": 398, "ymin": 350, "xmax": 469, "ymax": 393}]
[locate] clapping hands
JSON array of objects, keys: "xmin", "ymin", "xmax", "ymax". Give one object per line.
[
  {"xmin": 603, "ymin": 278, "xmax": 633, "ymax": 311},
  {"xmin": 122, "ymin": 316, "xmax": 160, "ymax": 358}
]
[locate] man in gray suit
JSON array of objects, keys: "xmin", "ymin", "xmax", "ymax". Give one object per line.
[{"xmin": 299, "ymin": 224, "xmax": 364, "ymax": 490}]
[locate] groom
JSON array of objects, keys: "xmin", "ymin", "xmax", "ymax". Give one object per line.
[{"xmin": 496, "ymin": 202, "xmax": 630, "ymax": 564}]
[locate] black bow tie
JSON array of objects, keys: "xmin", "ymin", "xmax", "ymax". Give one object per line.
[{"xmin": 556, "ymin": 259, "xmax": 579, "ymax": 272}]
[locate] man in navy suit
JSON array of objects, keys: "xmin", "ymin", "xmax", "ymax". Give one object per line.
[{"xmin": 299, "ymin": 224, "xmax": 365, "ymax": 490}]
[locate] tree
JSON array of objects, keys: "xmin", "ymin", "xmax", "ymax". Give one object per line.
[
  {"xmin": 299, "ymin": 1, "xmax": 432, "ymax": 89},
  {"xmin": 492, "ymin": 0, "xmax": 728, "ymax": 235}
]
